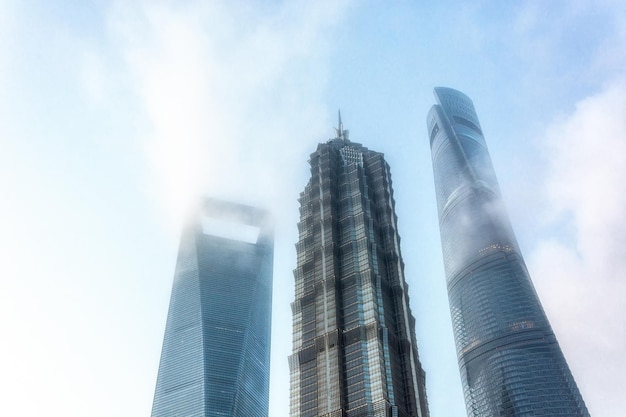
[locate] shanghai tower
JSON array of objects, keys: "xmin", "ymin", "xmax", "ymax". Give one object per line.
[
  {"xmin": 427, "ymin": 87, "xmax": 589, "ymax": 416},
  {"xmin": 151, "ymin": 198, "xmax": 273, "ymax": 417},
  {"xmin": 289, "ymin": 115, "xmax": 429, "ymax": 417}
]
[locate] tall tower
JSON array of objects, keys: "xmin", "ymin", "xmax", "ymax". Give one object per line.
[
  {"xmin": 427, "ymin": 87, "xmax": 589, "ymax": 416},
  {"xmin": 289, "ymin": 114, "xmax": 429, "ymax": 417},
  {"xmin": 151, "ymin": 199, "xmax": 273, "ymax": 417}
]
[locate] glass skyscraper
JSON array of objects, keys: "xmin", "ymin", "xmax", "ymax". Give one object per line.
[
  {"xmin": 151, "ymin": 199, "xmax": 274, "ymax": 417},
  {"xmin": 289, "ymin": 116, "xmax": 430, "ymax": 417},
  {"xmin": 427, "ymin": 87, "xmax": 589, "ymax": 416}
]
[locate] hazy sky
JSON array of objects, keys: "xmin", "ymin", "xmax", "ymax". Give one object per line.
[{"xmin": 1, "ymin": 1, "xmax": 625, "ymax": 416}]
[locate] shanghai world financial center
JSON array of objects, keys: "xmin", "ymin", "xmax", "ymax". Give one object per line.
[
  {"xmin": 151, "ymin": 200, "xmax": 273, "ymax": 417},
  {"xmin": 151, "ymin": 90, "xmax": 588, "ymax": 417}
]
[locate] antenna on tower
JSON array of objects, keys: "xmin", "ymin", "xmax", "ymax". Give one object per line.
[{"xmin": 333, "ymin": 109, "xmax": 349, "ymax": 141}]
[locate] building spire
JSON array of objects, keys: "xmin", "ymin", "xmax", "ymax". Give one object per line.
[{"xmin": 334, "ymin": 109, "xmax": 349, "ymax": 141}]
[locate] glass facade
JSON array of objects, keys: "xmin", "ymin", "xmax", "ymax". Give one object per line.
[
  {"xmin": 427, "ymin": 87, "xmax": 589, "ymax": 416},
  {"xmin": 289, "ymin": 119, "xmax": 429, "ymax": 417},
  {"xmin": 151, "ymin": 199, "xmax": 273, "ymax": 417}
]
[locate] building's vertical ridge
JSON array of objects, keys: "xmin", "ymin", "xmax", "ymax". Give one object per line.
[
  {"xmin": 290, "ymin": 119, "xmax": 429, "ymax": 417},
  {"xmin": 151, "ymin": 199, "xmax": 273, "ymax": 417},
  {"xmin": 427, "ymin": 87, "xmax": 589, "ymax": 416}
]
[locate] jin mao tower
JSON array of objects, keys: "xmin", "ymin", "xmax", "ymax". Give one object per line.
[
  {"xmin": 151, "ymin": 199, "xmax": 273, "ymax": 417},
  {"xmin": 427, "ymin": 87, "xmax": 589, "ymax": 416},
  {"xmin": 289, "ymin": 115, "xmax": 429, "ymax": 417}
]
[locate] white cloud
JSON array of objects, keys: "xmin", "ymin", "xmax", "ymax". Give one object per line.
[
  {"xmin": 530, "ymin": 79, "xmax": 626, "ymax": 417},
  {"xmin": 80, "ymin": 50, "xmax": 108, "ymax": 105},
  {"xmin": 108, "ymin": 0, "xmax": 350, "ymax": 230},
  {"xmin": 105, "ymin": 2, "xmax": 353, "ymax": 416}
]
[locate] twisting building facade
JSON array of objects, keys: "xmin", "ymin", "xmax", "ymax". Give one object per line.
[
  {"xmin": 427, "ymin": 87, "xmax": 589, "ymax": 416},
  {"xmin": 289, "ymin": 115, "xmax": 429, "ymax": 417},
  {"xmin": 151, "ymin": 199, "xmax": 273, "ymax": 417}
]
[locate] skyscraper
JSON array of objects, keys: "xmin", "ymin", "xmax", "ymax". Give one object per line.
[
  {"xmin": 427, "ymin": 87, "xmax": 589, "ymax": 416},
  {"xmin": 151, "ymin": 199, "xmax": 273, "ymax": 417},
  {"xmin": 289, "ymin": 115, "xmax": 430, "ymax": 417}
]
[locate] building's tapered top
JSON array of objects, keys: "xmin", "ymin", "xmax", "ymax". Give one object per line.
[
  {"xmin": 428, "ymin": 87, "xmax": 483, "ymax": 143},
  {"xmin": 434, "ymin": 86, "xmax": 472, "ymax": 104},
  {"xmin": 433, "ymin": 87, "xmax": 478, "ymax": 119}
]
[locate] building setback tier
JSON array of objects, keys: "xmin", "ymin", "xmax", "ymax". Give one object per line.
[{"xmin": 289, "ymin": 117, "xmax": 430, "ymax": 417}]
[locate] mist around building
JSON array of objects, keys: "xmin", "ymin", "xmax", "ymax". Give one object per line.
[{"xmin": 2, "ymin": 2, "xmax": 625, "ymax": 417}]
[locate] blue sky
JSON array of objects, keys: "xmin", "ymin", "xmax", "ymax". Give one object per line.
[{"xmin": 1, "ymin": 1, "xmax": 625, "ymax": 416}]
